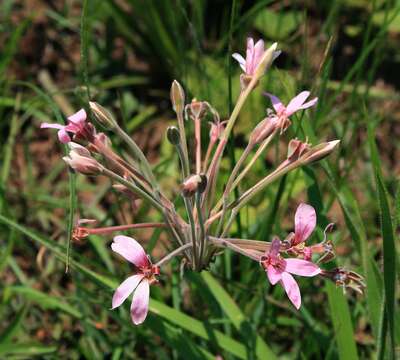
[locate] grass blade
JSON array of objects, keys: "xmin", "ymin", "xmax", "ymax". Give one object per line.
[{"xmin": 367, "ymin": 122, "xmax": 396, "ymax": 358}]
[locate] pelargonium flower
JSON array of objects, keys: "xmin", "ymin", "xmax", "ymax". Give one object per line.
[
  {"xmin": 111, "ymin": 235, "xmax": 159, "ymax": 325},
  {"xmin": 261, "ymin": 238, "xmax": 320, "ymax": 309},
  {"xmin": 41, "ymin": 109, "xmax": 95, "ymax": 143},
  {"xmin": 264, "ymin": 91, "xmax": 318, "ymax": 131},
  {"xmin": 232, "ymin": 38, "xmax": 280, "ymax": 76}
]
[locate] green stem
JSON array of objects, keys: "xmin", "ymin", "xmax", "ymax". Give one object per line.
[{"xmin": 102, "ymin": 168, "xmax": 163, "ymax": 213}]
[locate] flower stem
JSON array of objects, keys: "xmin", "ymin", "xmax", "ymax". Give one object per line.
[
  {"xmin": 155, "ymin": 243, "xmax": 193, "ymax": 267},
  {"xmin": 85, "ymin": 223, "xmax": 167, "ymax": 234},
  {"xmin": 102, "ymin": 168, "xmax": 164, "ymax": 213}
]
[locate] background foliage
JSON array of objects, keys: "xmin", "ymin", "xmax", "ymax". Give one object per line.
[{"xmin": 0, "ymin": 0, "xmax": 399, "ymax": 358}]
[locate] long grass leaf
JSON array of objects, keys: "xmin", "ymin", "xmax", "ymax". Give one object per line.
[{"xmin": 367, "ymin": 123, "xmax": 396, "ymax": 358}]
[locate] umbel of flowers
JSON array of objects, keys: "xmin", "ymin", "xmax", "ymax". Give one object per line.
[{"xmin": 42, "ymin": 38, "xmax": 364, "ymax": 325}]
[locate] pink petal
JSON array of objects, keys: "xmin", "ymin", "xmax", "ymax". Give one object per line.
[
  {"xmin": 266, "ymin": 265, "xmax": 282, "ymax": 285},
  {"xmin": 284, "ymin": 258, "xmax": 321, "ymax": 277},
  {"xmin": 294, "ymin": 203, "xmax": 316, "ymax": 244},
  {"xmin": 111, "ymin": 235, "xmax": 150, "ymax": 268},
  {"xmin": 269, "ymin": 237, "xmax": 281, "ymax": 257},
  {"xmin": 286, "ymin": 91, "xmax": 310, "ymax": 116},
  {"xmin": 68, "ymin": 109, "xmax": 87, "ymax": 125},
  {"xmin": 130, "ymin": 279, "xmax": 150, "ymax": 325},
  {"xmin": 232, "ymin": 53, "xmax": 246, "ymax": 72},
  {"xmin": 253, "ymin": 39, "xmax": 265, "ymax": 64},
  {"xmin": 112, "ymin": 274, "xmax": 143, "ymax": 309},
  {"xmin": 58, "ymin": 129, "xmax": 71, "ymax": 143},
  {"xmin": 281, "ymin": 272, "xmax": 301, "ymax": 309},
  {"xmin": 298, "ymin": 97, "xmax": 318, "ymax": 110},
  {"xmin": 41, "ymin": 122, "xmax": 64, "ymax": 129},
  {"xmin": 264, "ymin": 92, "xmax": 285, "ymax": 114}
]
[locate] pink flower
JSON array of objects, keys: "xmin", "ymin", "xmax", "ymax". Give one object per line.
[
  {"xmin": 232, "ymin": 38, "xmax": 280, "ymax": 76},
  {"xmin": 111, "ymin": 235, "xmax": 159, "ymax": 325},
  {"xmin": 261, "ymin": 238, "xmax": 320, "ymax": 309},
  {"xmin": 62, "ymin": 143, "xmax": 103, "ymax": 175},
  {"xmin": 265, "ymin": 91, "xmax": 318, "ymax": 117},
  {"xmin": 41, "ymin": 109, "xmax": 95, "ymax": 143},
  {"xmin": 264, "ymin": 91, "xmax": 317, "ymax": 131}
]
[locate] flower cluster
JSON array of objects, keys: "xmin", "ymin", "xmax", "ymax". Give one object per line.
[{"xmin": 42, "ymin": 37, "xmax": 363, "ymax": 325}]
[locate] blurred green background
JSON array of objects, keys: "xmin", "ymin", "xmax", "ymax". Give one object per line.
[{"xmin": 0, "ymin": 0, "xmax": 399, "ymax": 359}]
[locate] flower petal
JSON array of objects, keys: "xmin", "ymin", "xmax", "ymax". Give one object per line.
[
  {"xmin": 232, "ymin": 53, "xmax": 246, "ymax": 72},
  {"xmin": 285, "ymin": 258, "xmax": 321, "ymax": 277},
  {"xmin": 111, "ymin": 235, "xmax": 150, "ymax": 268},
  {"xmin": 58, "ymin": 129, "xmax": 71, "ymax": 143},
  {"xmin": 67, "ymin": 109, "xmax": 87, "ymax": 125},
  {"xmin": 264, "ymin": 92, "xmax": 285, "ymax": 114},
  {"xmin": 41, "ymin": 122, "xmax": 64, "ymax": 129},
  {"xmin": 266, "ymin": 264, "xmax": 282, "ymax": 285},
  {"xmin": 281, "ymin": 272, "xmax": 301, "ymax": 309},
  {"xmin": 294, "ymin": 203, "xmax": 316, "ymax": 244},
  {"xmin": 112, "ymin": 274, "xmax": 143, "ymax": 309},
  {"xmin": 130, "ymin": 279, "xmax": 150, "ymax": 325},
  {"xmin": 298, "ymin": 97, "xmax": 318, "ymax": 110},
  {"xmin": 286, "ymin": 91, "xmax": 310, "ymax": 116}
]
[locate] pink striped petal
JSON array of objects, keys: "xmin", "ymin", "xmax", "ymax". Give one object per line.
[
  {"xmin": 284, "ymin": 259, "xmax": 321, "ymax": 277},
  {"xmin": 286, "ymin": 91, "xmax": 310, "ymax": 116},
  {"xmin": 111, "ymin": 235, "xmax": 150, "ymax": 268},
  {"xmin": 232, "ymin": 53, "xmax": 246, "ymax": 72},
  {"xmin": 130, "ymin": 279, "xmax": 150, "ymax": 325},
  {"xmin": 281, "ymin": 272, "xmax": 301, "ymax": 309},
  {"xmin": 266, "ymin": 265, "xmax": 282, "ymax": 285},
  {"xmin": 112, "ymin": 274, "xmax": 143, "ymax": 309},
  {"xmin": 264, "ymin": 92, "xmax": 285, "ymax": 114},
  {"xmin": 294, "ymin": 203, "xmax": 316, "ymax": 244},
  {"xmin": 67, "ymin": 109, "xmax": 87, "ymax": 125}
]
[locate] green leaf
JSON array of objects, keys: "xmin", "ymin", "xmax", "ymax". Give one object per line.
[
  {"xmin": 0, "ymin": 343, "xmax": 57, "ymax": 356},
  {"xmin": 367, "ymin": 123, "xmax": 397, "ymax": 358},
  {"xmin": 201, "ymin": 272, "xmax": 277, "ymax": 360},
  {"xmin": 326, "ymin": 283, "xmax": 359, "ymax": 360},
  {"xmin": 5, "ymin": 286, "xmax": 82, "ymax": 319},
  {"xmin": 254, "ymin": 9, "xmax": 302, "ymax": 40}
]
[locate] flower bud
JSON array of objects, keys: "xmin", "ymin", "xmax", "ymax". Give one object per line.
[
  {"xmin": 166, "ymin": 126, "xmax": 181, "ymax": 145},
  {"xmin": 170, "ymin": 80, "xmax": 185, "ymax": 114},
  {"xmin": 63, "ymin": 143, "xmax": 103, "ymax": 175},
  {"xmin": 181, "ymin": 174, "xmax": 206, "ymax": 197},
  {"xmin": 249, "ymin": 116, "xmax": 278, "ymax": 145},
  {"xmin": 300, "ymin": 140, "xmax": 340, "ymax": 164},
  {"xmin": 89, "ymin": 102, "xmax": 117, "ymax": 129}
]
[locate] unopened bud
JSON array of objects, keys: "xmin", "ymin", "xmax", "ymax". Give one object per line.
[
  {"xmin": 171, "ymin": 80, "xmax": 185, "ymax": 114},
  {"xmin": 63, "ymin": 143, "xmax": 103, "ymax": 175},
  {"xmin": 89, "ymin": 102, "xmax": 117, "ymax": 129},
  {"xmin": 249, "ymin": 116, "xmax": 278, "ymax": 144},
  {"xmin": 181, "ymin": 174, "xmax": 206, "ymax": 197},
  {"xmin": 300, "ymin": 140, "xmax": 340, "ymax": 164},
  {"xmin": 166, "ymin": 126, "xmax": 181, "ymax": 145}
]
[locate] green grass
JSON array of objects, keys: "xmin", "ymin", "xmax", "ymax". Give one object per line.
[{"xmin": 0, "ymin": 0, "xmax": 399, "ymax": 359}]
